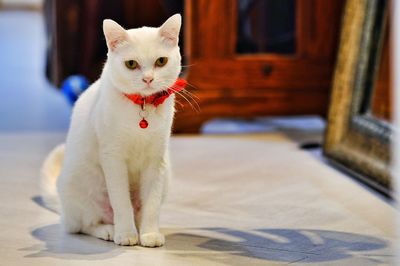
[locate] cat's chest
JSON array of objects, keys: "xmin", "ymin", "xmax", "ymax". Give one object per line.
[
  {"xmin": 125, "ymin": 132, "xmax": 166, "ymax": 173},
  {"xmin": 124, "ymin": 106, "xmax": 167, "ymax": 131},
  {"xmin": 98, "ymin": 94, "xmax": 173, "ymax": 163},
  {"xmin": 121, "ymin": 108, "xmax": 170, "ymax": 168}
]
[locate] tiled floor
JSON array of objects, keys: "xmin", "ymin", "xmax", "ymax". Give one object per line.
[
  {"xmin": 0, "ymin": 10, "xmax": 396, "ymax": 266},
  {"xmin": 0, "ymin": 133, "xmax": 395, "ymax": 265}
]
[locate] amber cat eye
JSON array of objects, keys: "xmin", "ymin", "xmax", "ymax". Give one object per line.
[
  {"xmin": 125, "ymin": 60, "xmax": 138, "ymax": 69},
  {"xmin": 155, "ymin": 57, "xmax": 168, "ymax": 67}
]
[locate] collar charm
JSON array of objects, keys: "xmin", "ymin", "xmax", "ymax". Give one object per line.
[
  {"xmin": 124, "ymin": 79, "xmax": 186, "ymax": 129},
  {"xmin": 139, "ymin": 100, "xmax": 149, "ymax": 129}
]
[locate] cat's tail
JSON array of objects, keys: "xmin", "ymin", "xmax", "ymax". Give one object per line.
[{"xmin": 40, "ymin": 144, "xmax": 65, "ymax": 213}]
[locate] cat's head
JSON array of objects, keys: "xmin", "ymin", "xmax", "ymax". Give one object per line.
[{"xmin": 103, "ymin": 14, "xmax": 182, "ymax": 96}]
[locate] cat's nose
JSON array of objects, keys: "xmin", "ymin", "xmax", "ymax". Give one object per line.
[{"xmin": 142, "ymin": 77, "xmax": 154, "ymax": 84}]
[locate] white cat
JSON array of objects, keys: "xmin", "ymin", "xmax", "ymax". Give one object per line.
[{"xmin": 40, "ymin": 14, "xmax": 183, "ymax": 247}]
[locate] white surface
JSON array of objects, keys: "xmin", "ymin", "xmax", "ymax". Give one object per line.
[{"xmin": 0, "ymin": 133, "xmax": 395, "ymax": 265}]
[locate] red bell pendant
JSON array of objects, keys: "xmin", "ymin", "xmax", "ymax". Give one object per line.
[{"xmin": 139, "ymin": 118, "xmax": 148, "ymax": 128}]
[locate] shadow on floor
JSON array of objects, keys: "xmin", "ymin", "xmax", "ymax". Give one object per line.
[
  {"xmin": 21, "ymin": 224, "xmax": 123, "ymax": 260},
  {"xmin": 165, "ymin": 228, "xmax": 392, "ymax": 265},
  {"xmin": 28, "ymin": 196, "xmax": 392, "ymax": 264},
  {"xmin": 24, "ymin": 225, "xmax": 392, "ymax": 264},
  {"xmin": 32, "ymin": 196, "xmax": 57, "ymax": 213}
]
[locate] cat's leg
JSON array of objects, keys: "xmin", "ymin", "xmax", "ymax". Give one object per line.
[
  {"xmin": 59, "ymin": 196, "xmax": 83, "ymax": 234},
  {"xmin": 137, "ymin": 162, "xmax": 169, "ymax": 247},
  {"xmin": 62, "ymin": 198, "xmax": 115, "ymax": 242},
  {"xmin": 100, "ymin": 155, "xmax": 138, "ymax": 246},
  {"xmin": 59, "ymin": 180, "xmax": 115, "ymax": 242},
  {"xmin": 58, "ymin": 173, "xmax": 85, "ymax": 234}
]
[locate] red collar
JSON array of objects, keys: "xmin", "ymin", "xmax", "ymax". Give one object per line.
[{"xmin": 124, "ymin": 78, "xmax": 186, "ymax": 107}]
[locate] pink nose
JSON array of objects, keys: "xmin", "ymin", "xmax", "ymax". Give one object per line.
[{"xmin": 142, "ymin": 77, "xmax": 154, "ymax": 84}]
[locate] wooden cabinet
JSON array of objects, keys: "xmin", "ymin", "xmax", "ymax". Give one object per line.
[{"xmin": 175, "ymin": 0, "xmax": 345, "ymax": 132}]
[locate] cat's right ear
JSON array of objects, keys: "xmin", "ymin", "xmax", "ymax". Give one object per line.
[{"xmin": 103, "ymin": 19, "xmax": 128, "ymax": 51}]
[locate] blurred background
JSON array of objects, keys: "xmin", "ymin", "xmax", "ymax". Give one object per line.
[
  {"xmin": 0, "ymin": 0, "xmax": 393, "ymax": 190},
  {"xmin": 0, "ymin": 0, "xmax": 344, "ymax": 133},
  {"xmin": 0, "ymin": 0, "xmax": 393, "ymax": 191}
]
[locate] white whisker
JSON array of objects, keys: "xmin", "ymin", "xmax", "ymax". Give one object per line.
[
  {"xmin": 158, "ymin": 78, "xmax": 201, "ymax": 112},
  {"xmin": 169, "ymin": 87, "xmax": 200, "ymax": 112},
  {"xmin": 173, "ymin": 87, "xmax": 201, "ymax": 110}
]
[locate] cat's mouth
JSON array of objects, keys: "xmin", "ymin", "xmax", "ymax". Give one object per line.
[{"xmin": 138, "ymin": 82, "xmax": 176, "ymax": 96}]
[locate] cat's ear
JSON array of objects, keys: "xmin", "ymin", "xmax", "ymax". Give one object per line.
[
  {"xmin": 103, "ymin": 19, "xmax": 128, "ymax": 51},
  {"xmin": 159, "ymin": 14, "xmax": 181, "ymax": 46}
]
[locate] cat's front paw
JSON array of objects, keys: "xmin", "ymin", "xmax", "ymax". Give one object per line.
[
  {"xmin": 140, "ymin": 232, "xmax": 165, "ymax": 247},
  {"xmin": 113, "ymin": 231, "xmax": 138, "ymax": 246}
]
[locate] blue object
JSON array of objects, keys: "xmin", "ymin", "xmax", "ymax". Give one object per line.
[{"xmin": 61, "ymin": 75, "xmax": 89, "ymax": 105}]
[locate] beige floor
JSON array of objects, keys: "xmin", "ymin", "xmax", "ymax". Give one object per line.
[{"xmin": 0, "ymin": 132, "xmax": 395, "ymax": 266}]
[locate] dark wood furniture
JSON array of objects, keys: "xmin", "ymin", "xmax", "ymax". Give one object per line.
[
  {"xmin": 176, "ymin": 0, "xmax": 345, "ymax": 132},
  {"xmin": 45, "ymin": 0, "xmax": 345, "ymax": 133}
]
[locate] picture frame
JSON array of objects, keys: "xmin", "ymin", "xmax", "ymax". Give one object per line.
[{"xmin": 323, "ymin": 0, "xmax": 391, "ymax": 195}]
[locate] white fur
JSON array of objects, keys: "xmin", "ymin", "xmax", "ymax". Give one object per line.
[{"xmin": 40, "ymin": 14, "xmax": 182, "ymax": 247}]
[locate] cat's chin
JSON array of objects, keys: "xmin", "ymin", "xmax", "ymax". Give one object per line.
[{"xmin": 122, "ymin": 87, "xmax": 165, "ymax": 96}]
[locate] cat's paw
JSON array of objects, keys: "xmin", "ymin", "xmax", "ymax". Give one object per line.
[
  {"xmin": 140, "ymin": 232, "xmax": 165, "ymax": 247},
  {"xmin": 96, "ymin": 224, "xmax": 114, "ymax": 241},
  {"xmin": 113, "ymin": 231, "xmax": 138, "ymax": 246}
]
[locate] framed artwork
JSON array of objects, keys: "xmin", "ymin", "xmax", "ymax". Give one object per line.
[{"xmin": 324, "ymin": 0, "xmax": 391, "ymax": 195}]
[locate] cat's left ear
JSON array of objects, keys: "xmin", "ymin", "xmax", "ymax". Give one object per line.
[{"xmin": 159, "ymin": 14, "xmax": 181, "ymax": 46}]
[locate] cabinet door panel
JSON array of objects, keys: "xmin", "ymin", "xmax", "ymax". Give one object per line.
[{"xmin": 176, "ymin": 0, "xmax": 345, "ymax": 132}]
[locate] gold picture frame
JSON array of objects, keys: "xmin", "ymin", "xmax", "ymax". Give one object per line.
[{"xmin": 324, "ymin": 0, "xmax": 391, "ymax": 195}]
